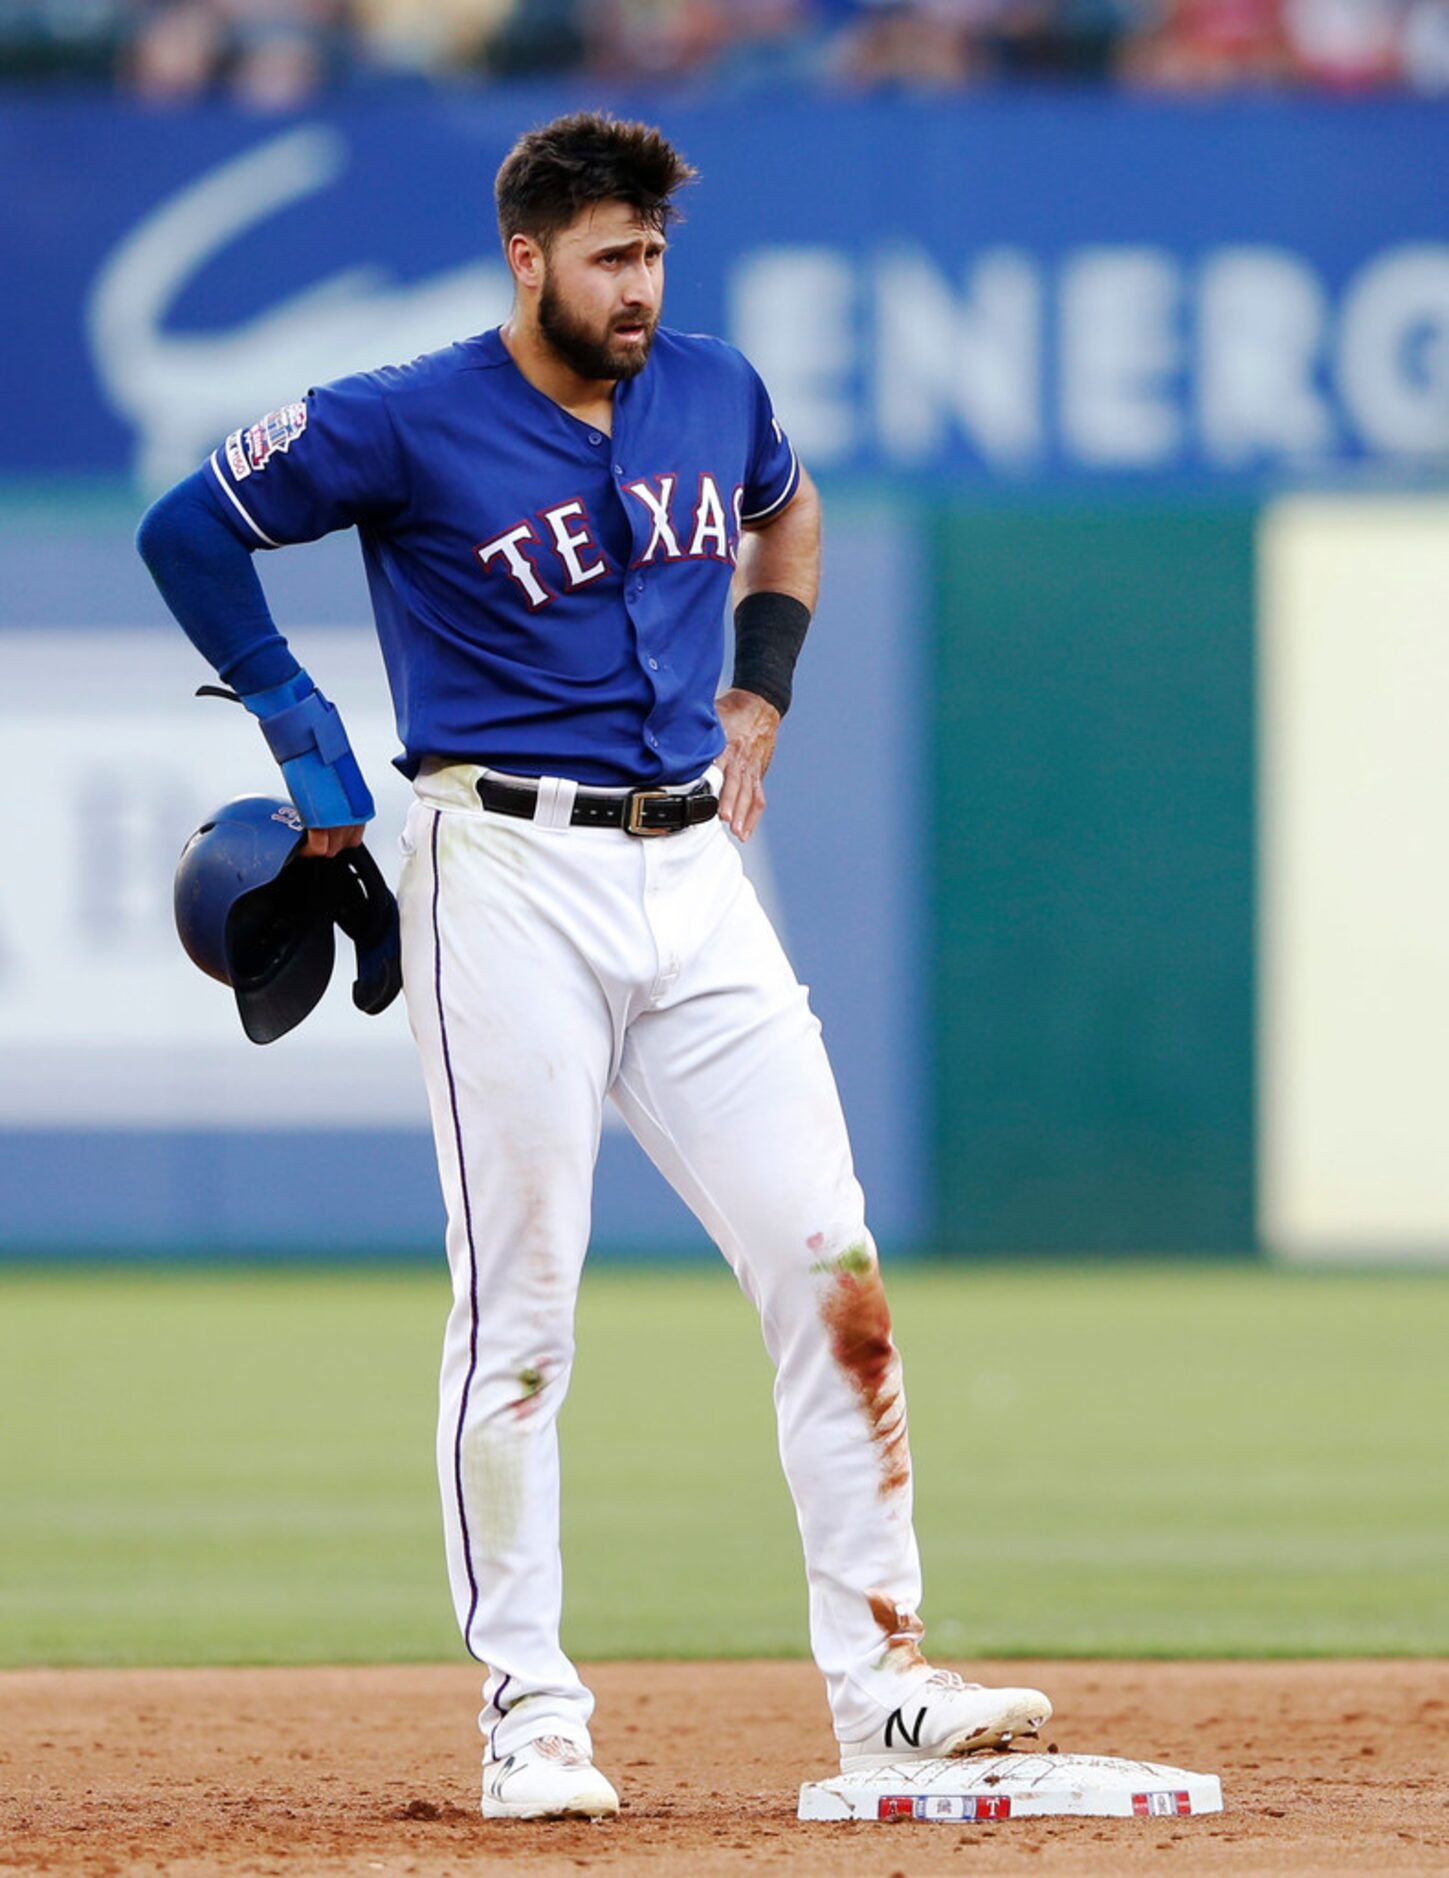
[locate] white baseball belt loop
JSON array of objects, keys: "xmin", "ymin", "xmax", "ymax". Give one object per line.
[{"xmin": 532, "ymin": 774, "xmax": 579, "ymax": 831}]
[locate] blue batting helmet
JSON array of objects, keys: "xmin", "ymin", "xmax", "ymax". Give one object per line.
[{"xmin": 174, "ymin": 795, "xmax": 401, "ymax": 1044}]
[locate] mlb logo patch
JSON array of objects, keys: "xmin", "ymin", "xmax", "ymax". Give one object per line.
[{"xmin": 243, "ymin": 400, "xmax": 308, "ymax": 473}]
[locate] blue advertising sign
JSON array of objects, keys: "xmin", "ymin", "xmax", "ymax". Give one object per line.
[{"xmin": 2, "ymin": 90, "xmax": 1447, "ymax": 489}]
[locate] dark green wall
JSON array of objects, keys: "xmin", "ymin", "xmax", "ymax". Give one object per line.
[{"xmin": 930, "ymin": 504, "xmax": 1257, "ymax": 1253}]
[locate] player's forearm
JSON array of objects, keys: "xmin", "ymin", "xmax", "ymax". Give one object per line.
[
  {"xmin": 138, "ymin": 470, "xmax": 373, "ymax": 833},
  {"xmin": 726, "ymin": 469, "xmax": 820, "ymax": 720},
  {"xmin": 732, "ymin": 467, "xmax": 821, "ymax": 614},
  {"xmin": 136, "ymin": 469, "xmax": 301, "ymax": 694}
]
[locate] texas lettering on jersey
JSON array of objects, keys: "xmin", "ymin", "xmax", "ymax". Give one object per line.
[{"xmin": 476, "ymin": 474, "xmax": 742, "ymax": 610}]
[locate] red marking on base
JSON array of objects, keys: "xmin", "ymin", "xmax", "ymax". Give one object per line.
[
  {"xmin": 878, "ymin": 1796, "xmax": 914, "ymax": 1820},
  {"xmin": 1133, "ymin": 1790, "xmax": 1194, "ymax": 1819},
  {"xmin": 975, "ymin": 1795, "xmax": 1012, "ymax": 1820}
]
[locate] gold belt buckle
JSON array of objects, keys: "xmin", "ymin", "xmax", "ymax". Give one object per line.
[{"xmin": 625, "ymin": 788, "xmax": 675, "ymax": 836}]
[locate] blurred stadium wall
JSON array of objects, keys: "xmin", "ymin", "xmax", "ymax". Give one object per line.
[{"xmin": 1, "ymin": 91, "xmax": 1446, "ymax": 1260}]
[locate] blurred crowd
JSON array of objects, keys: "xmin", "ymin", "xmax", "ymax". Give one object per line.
[{"xmin": 4, "ymin": 0, "xmax": 1448, "ymax": 102}]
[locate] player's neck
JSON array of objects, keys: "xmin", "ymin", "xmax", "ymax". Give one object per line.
[{"xmin": 500, "ymin": 318, "xmax": 618, "ymax": 434}]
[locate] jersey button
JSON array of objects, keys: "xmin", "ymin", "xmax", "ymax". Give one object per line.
[
  {"xmin": 647, "ymin": 657, "xmax": 659, "ymax": 670},
  {"xmin": 588, "ymin": 431, "xmax": 603, "ymax": 445},
  {"xmin": 614, "ymin": 464, "xmax": 625, "ymax": 477},
  {"xmin": 646, "ymin": 731, "xmax": 659, "ymax": 748}
]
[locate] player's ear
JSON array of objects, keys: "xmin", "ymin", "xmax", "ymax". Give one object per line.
[{"xmin": 508, "ymin": 232, "xmax": 545, "ymax": 292}]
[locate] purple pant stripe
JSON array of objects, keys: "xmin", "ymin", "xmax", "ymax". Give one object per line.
[
  {"xmin": 432, "ymin": 808, "xmax": 484, "ymax": 1657},
  {"xmin": 489, "ymin": 1672, "xmax": 514, "ymax": 1756}
]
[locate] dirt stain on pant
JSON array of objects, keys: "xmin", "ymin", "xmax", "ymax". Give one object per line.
[
  {"xmin": 866, "ymin": 1588, "xmax": 928, "ymax": 1673},
  {"xmin": 814, "ymin": 1240, "xmax": 911, "ymax": 1498}
]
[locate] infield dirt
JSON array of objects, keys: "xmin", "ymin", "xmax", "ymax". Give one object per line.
[{"xmin": 1, "ymin": 1660, "xmax": 1443, "ymax": 1876}]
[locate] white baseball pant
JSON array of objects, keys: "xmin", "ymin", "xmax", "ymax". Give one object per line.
[{"xmin": 397, "ymin": 760, "xmax": 927, "ymax": 1759}]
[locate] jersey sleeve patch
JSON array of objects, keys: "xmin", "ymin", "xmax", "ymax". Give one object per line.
[
  {"xmin": 239, "ymin": 401, "xmax": 309, "ymax": 474},
  {"xmin": 224, "ymin": 428, "xmax": 253, "ymax": 483}
]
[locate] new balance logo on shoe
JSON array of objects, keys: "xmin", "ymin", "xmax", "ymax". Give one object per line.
[{"xmin": 884, "ymin": 1706, "xmax": 926, "ymax": 1751}]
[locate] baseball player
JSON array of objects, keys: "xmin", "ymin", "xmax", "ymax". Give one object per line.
[{"xmin": 138, "ymin": 111, "xmax": 1050, "ymax": 1820}]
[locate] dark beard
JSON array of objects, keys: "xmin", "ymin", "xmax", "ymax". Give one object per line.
[{"xmin": 538, "ymin": 278, "xmax": 656, "ymax": 381}]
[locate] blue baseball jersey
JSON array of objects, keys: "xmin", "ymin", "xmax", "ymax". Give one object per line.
[{"xmin": 204, "ymin": 326, "xmax": 800, "ymax": 786}]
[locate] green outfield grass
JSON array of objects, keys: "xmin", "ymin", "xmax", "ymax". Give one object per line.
[{"xmin": 0, "ymin": 1263, "xmax": 1444, "ymax": 1667}]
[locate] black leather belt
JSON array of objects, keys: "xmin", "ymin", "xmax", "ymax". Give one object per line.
[{"xmin": 476, "ymin": 775, "xmax": 719, "ymax": 837}]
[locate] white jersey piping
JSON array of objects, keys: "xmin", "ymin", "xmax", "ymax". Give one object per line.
[
  {"xmin": 740, "ymin": 446, "xmax": 801, "ymax": 525},
  {"xmin": 209, "ymin": 452, "xmax": 282, "ymax": 549}
]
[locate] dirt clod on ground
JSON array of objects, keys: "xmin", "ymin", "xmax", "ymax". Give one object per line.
[{"xmin": 1, "ymin": 1659, "xmax": 1444, "ymax": 1876}]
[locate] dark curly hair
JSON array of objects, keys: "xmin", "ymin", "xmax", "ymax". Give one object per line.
[{"xmin": 495, "ymin": 111, "xmax": 697, "ymax": 251}]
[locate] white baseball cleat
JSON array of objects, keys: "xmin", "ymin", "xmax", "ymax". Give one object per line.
[
  {"xmin": 839, "ymin": 1670, "xmax": 1053, "ymax": 1773},
  {"xmin": 481, "ymin": 1733, "xmax": 621, "ymax": 1820}
]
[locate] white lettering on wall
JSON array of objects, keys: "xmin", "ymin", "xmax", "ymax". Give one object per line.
[
  {"xmin": 1060, "ymin": 249, "xmax": 1182, "ymax": 467},
  {"xmin": 1338, "ymin": 245, "xmax": 1449, "ymax": 456},
  {"xmin": 729, "ymin": 248, "xmax": 856, "ymax": 462},
  {"xmin": 1198, "ymin": 249, "xmax": 1335, "ymax": 465},
  {"xmin": 724, "ymin": 241, "xmax": 1449, "ymax": 477},
  {"xmin": 872, "ymin": 247, "xmax": 1040, "ymax": 468}
]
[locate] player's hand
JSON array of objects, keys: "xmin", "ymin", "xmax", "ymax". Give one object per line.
[
  {"xmin": 715, "ymin": 688, "xmax": 780, "ymax": 842},
  {"xmin": 300, "ymin": 824, "xmax": 367, "ymax": 859}
]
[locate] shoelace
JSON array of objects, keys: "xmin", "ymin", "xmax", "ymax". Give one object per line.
[
  {"xmin": 923, "ymin": 1670, "xmax": 982, "ymax": 1695},
  {"xmin": 532, "ymin": 1734, "xmax": 590, "ymax": 1766}
]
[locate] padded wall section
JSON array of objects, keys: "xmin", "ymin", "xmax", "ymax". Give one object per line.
[
  {"xmin": 1259, "ymin": 496, "xmax": 1449, "ymax": 1260},
  {"xmin": 931, "ymin": 504, "xmax": 1257, "ymax": 1252}
]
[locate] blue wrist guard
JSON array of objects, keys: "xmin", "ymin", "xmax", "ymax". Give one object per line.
[{"xmin": 239, "ymin": 671, "xmax": 375, "ymax": 828}]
